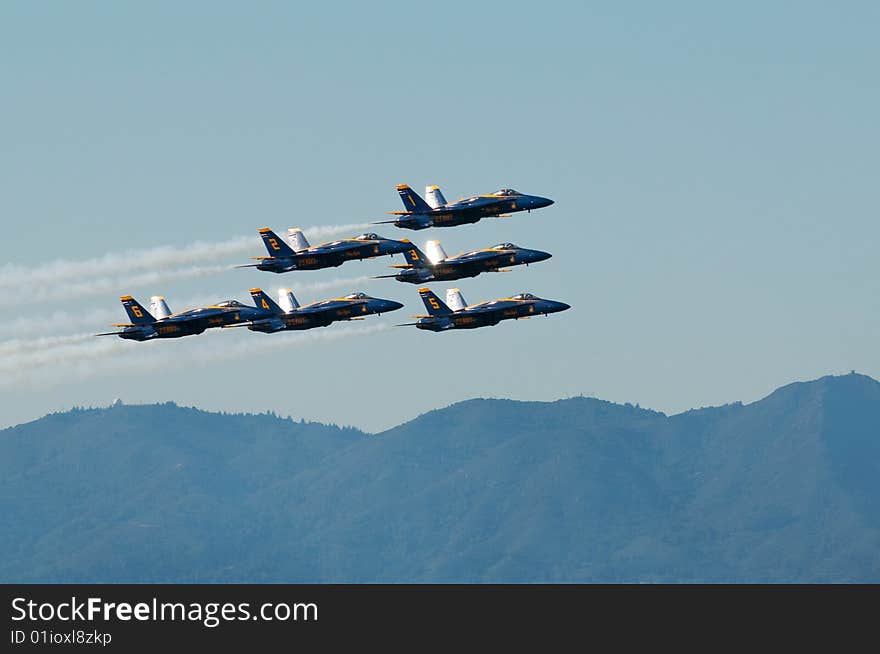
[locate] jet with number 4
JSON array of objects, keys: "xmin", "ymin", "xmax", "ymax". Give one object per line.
[
  {"xmin": 375, "ymin": 239, "xmax": 552, "ymax": 284},
  {"xmin": 233, "ymin": 288, "xmax": 404, "ymax": 333},
  {"xmin": 96, "ymin": 294, "xmax": 272, "ymax": 341},
  {"xmin": 374, "ymin": 184, "xmax": 554, "ymax": 230},
  {"xmin": 237, "ymin": 227, "xmax": 413, "ymax": 273},
  {"xmin": 399, "ymin": 287, "xmax": 570, "ymax": 332}
]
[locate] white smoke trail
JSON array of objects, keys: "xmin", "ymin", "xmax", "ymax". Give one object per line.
[
  {"xmin": 0, "ymin": 322, "xmax": 391, "ymax": 388},
  {"xmin": 0, "ymin": 222, "xmax": 372, "ymax": 293},
  {"xmin": 0, "ymin": 333, "xmax": 96, "ymax": 358},
  {"xmin": 0, "ymin": 264, "xmax": 231, "ymax": 308},
  {"xmin": 0, "ymin": 275, "xmax": 377, "ymax": 340}
]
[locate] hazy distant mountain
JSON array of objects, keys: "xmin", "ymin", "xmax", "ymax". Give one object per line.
[{"xmin": 2, "ymin": 374, "xmax": 878, "ymax": 582}]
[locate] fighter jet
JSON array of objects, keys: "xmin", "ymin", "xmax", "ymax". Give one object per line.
[
  {"xmin": 237, "ymin": 227, "xmax": 413, "ymax": 273},
  {"xmin": 96, "ymin": 295, "xmax": 273, "ymax": 341},
  {"xmin": 375, "ymin": 239, "xmax": 552, "ymax": 284},
  {"xmin": 374, "ymin": 184, "xmax": 554, "ymax": 230},
  {"xmin": 399, "ymin": 287, "xmax": 570, "ymax": 332},
  {"xmin": 233, "ymin": 288, "xmax": 404, "ymax": 333}
]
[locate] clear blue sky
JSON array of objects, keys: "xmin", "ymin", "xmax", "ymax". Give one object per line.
[{"xmin": 1, "ymin": 1, "xmax": 878, "ymax": 431}]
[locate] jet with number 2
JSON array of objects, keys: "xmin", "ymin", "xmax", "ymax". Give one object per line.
[
  {"xmin": 96, "ymin": 295, "xmax": 272, "ymax": 341},
  {"xmin": 399, "ymin": 287, "xmax": 570, "ymax": 332},
  {"xmin": 375, "ymin": 239, "xmax": 552, "ymax": 284},
  {"xmin": 237, "ymin": 228, "xmax": 413, "ymax": 273},
  {"xmin": 374, "ymin": 184, "xmax": 554, "ymax": 230}
]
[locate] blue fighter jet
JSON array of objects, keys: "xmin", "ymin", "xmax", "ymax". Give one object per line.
[
  {"xmin": 238, "ymin": 228, "xmax": 413, "ymax": 273},
  {"xmin": 374, "ymin": 183, "xmax": 554, "ymax": 230},
  {"xmin": 400, "ymin": 287, "xmax": 570, "ymax": 332},
  {"xmin": 233, "ymin": 288, "xmax": 404, "ymax": 333},
  {"xmin": 375, "ymin": 239, "xmax": 551, "ymax": 284},
  {"xmin": 96, "ymin": 294, "xmax": 273, "ymax": 341}
]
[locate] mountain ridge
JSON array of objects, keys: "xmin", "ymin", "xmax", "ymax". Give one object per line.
[{"xmin": 1, "ymin": 372, "xmax": 878, "ymax": 582}]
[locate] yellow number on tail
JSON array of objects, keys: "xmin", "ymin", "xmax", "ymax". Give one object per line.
[
  {"xmin": 429, "ymin": 298, "xmax": 440, "ymax": 310},
  {"xmin": 409, "ymin": 249, "xmax": 420, "ymax": 260},
  {"xmin": 132, "ymin": 305, "xmax": 143, "ymax": 318},
  {"xmin": 269, "ymin": 238, "xmax": 281, "ymax": 251},
  {"xmin": 261, "ymin": 299, "xmax": 270, "ymax": 310}
]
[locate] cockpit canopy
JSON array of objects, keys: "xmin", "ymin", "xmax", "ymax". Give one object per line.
[
  {"xmin": 344, "ymin": 292, "xmax": 368, "ymax": 300},
  {"xmin": 512, "ymin": 293, "xmax": 536, "ymax": 301},
  {"xmin": 492, "ymin": 189, "xmax": 521, "ymax": 197},
  {"xmin": 356, "ymin": 233, "xmax": 380, "ymax": 240},
  {"xmin": 492, "ymin": 242, "xmax": 518, "ymax": 250},
  {"xmin": 216, "ymin": 300, "xmax": 246, "ymax": 308}
]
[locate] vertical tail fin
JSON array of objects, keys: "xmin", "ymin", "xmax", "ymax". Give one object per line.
[
  {"xmin": 286, "ymin": 228, "xmax": 310, "ymax": 252},
  {"xmin": 258, "ymin": 228, "xmax": 296, "ymax": 256},
  {"xmin": 425, "ymin": 240, "xmax": 448, "ymax": 263},
  {"xmin": 120, "ymin": 296, "xmax": 155, "ymax": 325},
  {"xmin": 445, "ymin": 288, "xmax": 467, "ymax": 312},
  {"xmin": 417, "ymin": 287, "xmax": 452, "ymax": 316},
  {"xmin": 250, "ymin": 288, "xmax": 284, "ymax": 315},
  {"xmin": 150, "ymin": 296, "xmax": 172, "ymax": 320},
  {"xmin": 396, "ymin": 184, "xmax": 433, "ymax": 213},
  {"xmin": 278, "ymin": 289, "xmax": 300, "ymax": 313},
  {"xmin": 425, "ymin": 185, "xmax": 447, "ymax": 208},
  {"xmin": 403, "ymin": 245, "xmax": 431, "ymax": 269}
]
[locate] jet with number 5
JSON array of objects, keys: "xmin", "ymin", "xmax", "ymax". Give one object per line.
[
  {"xmin": 374, "ymin": 184, "xmax": 554, "ymax": 230},
  {"xmin": 375, "ymin": 239, "xmax": 552, "ymax": 284},
  {"xmin": 398, "ymin": 287, "xmax": 569, "ymax": 332},
  {"xmin": 96, "ymin": 295, "xmax": 273, "ymax": 341},
  {"xmin": 233, "ymin": 288, "xmax": 404, "ymax": 333},
  {"xmin": 237, "ymin": 227, "xmax": 413, "ymax": 273}
]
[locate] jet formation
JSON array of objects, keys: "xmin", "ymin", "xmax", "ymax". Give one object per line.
[{"xmin": 98, "ymin": 181, "xmax": 568, "ymax": 339}]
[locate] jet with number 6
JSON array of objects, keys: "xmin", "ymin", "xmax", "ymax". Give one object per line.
[
  {"xmin": 232, "ymin": 288, "xmax": 404, "ymax": 333},
  {"xmin": 237, "ymin": 227, "xmax": 413, "ymax": 273},
  {"xmin": 398, "ymin": 287, "xmax": 570, "ymax": 332},
  {"xmin": 375, "ymin": 239, "xmax": 552, "ymax": 284},
  {"xmin": 374, "ymin": 184, "xmax": 554, "ymax": 230},
  {"xmin": 95, "ymin": 295, "xmax": 273, "ymax": 341}
]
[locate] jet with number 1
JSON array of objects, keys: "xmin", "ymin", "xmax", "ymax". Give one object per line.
[{"xmin": 374, "ymin": 184, "xmax": 554, "ymax": 230}]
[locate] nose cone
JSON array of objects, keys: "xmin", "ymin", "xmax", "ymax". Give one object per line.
[
  {"xmin": 545, "ymin": 300, "xmax": 570, "ymax": 314},
  {"xmin": 526, "ymin": 249, "xmax": 552, "ymax": 263},
  {"xmin": 378, "ymin": 299, "xmax": 404, "ymax": 313},
  {"xmin": 530, "ymin": 195, "xmax": 554, "ymax": 209}
]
